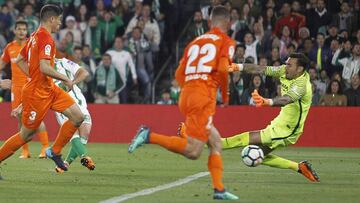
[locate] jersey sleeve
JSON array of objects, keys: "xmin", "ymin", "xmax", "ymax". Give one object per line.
[
  {"xmin": 265, "ymin": 65, "xmax": 286, "ymax": 78},
  {"xmin": 219, "ymin": 38, "xmax": 236, "ymax": 63},
  {"xmin": 285, "ymin": 77, "xmax": 307, "ymax": 102},
  {"xmin": 1, "ymin": 44, "xmax": 10, "ymax": 63},
  {"xmin": 19, "ymin": 39, "xmax": 29, "ymax": 60},
  {"xmin": 63, "ymin": 58, "xmax": 81, "ymax": 76},
  {"xmin": 38, "ymin": 33, "xmax": 55, "ymax": 60}
]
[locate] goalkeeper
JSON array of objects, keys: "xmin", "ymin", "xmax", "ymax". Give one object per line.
[{"xmin": 224, "ymin": 53, "xmax": 319, "ymax": 182}]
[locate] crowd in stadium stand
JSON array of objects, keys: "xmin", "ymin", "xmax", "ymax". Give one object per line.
[{"xmin": 0, "ymin": 0, "xmax": 359, "ymax": 106}]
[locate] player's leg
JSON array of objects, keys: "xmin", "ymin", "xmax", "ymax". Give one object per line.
[
  {"xmin": 254, "ymin": 130, "xmax": 319, "ymax": 182},
  {"xmin": 35, "ymin": 121, "xmax": 49, "ymax": 158},
  {"xmin": 221, "ymin": 131, "xmax": 250, "ymax": 149},
  {"xmin": 11, "ymin": 87, "xmax": 31, "ymax": 159},
  {"xmin": 46, "ymin": 88, "xmax": 83, "ymax": 170},
  {"xmin": 207, "ymin": 125, "xmax": 238, "ymax": 200},
  {"xmin": 0, "ymin": 126, "xmax": 36, "ymax": 163}
]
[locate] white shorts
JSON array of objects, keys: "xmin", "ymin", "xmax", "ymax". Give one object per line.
[{"xmin": 55, "ymin": 105, "xmax": 92, "ymax": 126}]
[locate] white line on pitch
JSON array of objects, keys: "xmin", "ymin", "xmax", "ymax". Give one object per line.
[{"xmin": 99, "ymin": 172, "xmax": 209, "ymax": 203}]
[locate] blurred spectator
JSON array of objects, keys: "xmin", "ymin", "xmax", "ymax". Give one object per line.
[
  {"xmin": 324, "ymin": 24, "xmax": 339, "ymax": 47},
  {"xmin": 229, "ymin": 72, "xmax": 244, "ymax": 105},
  {"xmin": 245, "ymin": 0, "xmax": 261, "ymax": 18},
  {"xmin": 279, "ymin": 25, "xmax": 296, "ymax": 60},
  {"xmin": 263, "ymin": 7, "xmax": 276, "ymax": 33},
  {"xmin": 244, "ymin": 32, "xmax": 260, "ymax": 64},
  {"xmin": 111, "ymin": 0, "xmax": 124, "ymax": 16},
  {"xmin": 253, "ymin": 17, "xmax": 264, "ymax": 43},
  {"xmin": 328, "ymin": 38, "xmax": 343, "ymax": 76},
  {"xmin": 233, "ymin": 44, "xmax": 246, "ymax": 63},
  {"xmin": 60, "ymin": 15, "xmax": 82, "ymax": 46},
  {"xmin": 106, "ymin": 36, "xmax": 138, "ymax": 103},
  {"xmin": 95, "ymin": 0, "xmax": 105, "ymax": 17},
  {"xmin": 84, "ymin": 15, "xmax": 102, "ymax": 60},
  {"xmin": 94, "ymin": 53, "xmax": 122, "ymax": 104},
  {"xmin": 319, "ymin": 79, "xmax": 347, "ymax": 106},
  {"xmin": 331, "ymin": 71, "xmax": 346, "ymax": 90},
  {"xmin": 99, "ymin": 10, "xmax": 124, "ymax": 52},
  {"xmin": 72, "ymin": 46, "xmax": 92, "ymax": 94},
  {"xmin": 344, "ymin": 73, "xmax": 360, "ymax": 106},
  {"xmin": 306, "ymin": 0, "xmax": 332, "ymax": 38},
  {"xmin": 268, "ymin": 46, "xmax": 281, "ymax": 65},
  {"xmin": 64, "ymin": 31, "xmax": 75, "ymax": 55},
  {"xmin": 82, "ymin": 45, "xmax": 97, "ymax": 75},
  {"xmin": 126, "ymin": 4, "xmax": 161, "ymax": 51},
  {"xmin": 123, "ymin": 0, "xmax": 143, "ymax": 26},
  {"xmin": 6, "ymin": 1, "xmax": 19, "ymax": 25},
  {"xmin": 297, "ymin": 27, "xmax": 310, "ymax": 46},
  {"xmin": 274, "ymin": 3, "xmax": 305, "ymax": 40},
  {"xmin": 127, "ymin": 26, "xmax": 153, "ymax": 103},
  {"xmin": 186, "ymin": 10, "xmax": 208, "ymax": 42},
  {"xmin": 0, "ymin": 33, "xmax": 6, "ymax": 55},
  {"xmin": 22, "ymin": 3, "xmax": 38, "ymax": 34},
  {"xmin": 239, "ymin": 3, "xmax": 254, "ymax": 29},
  {"xmin": 337, "ymin": 39, "xmax": 352, "ymax": 59},
  {"xmin": 170, "ymin": 79, "xmax": 180, "ymax": 104},
  {"xmin": 56, "ymin": 38, "xmax": 74, "ymax": 61},
  {"xmin": 201, "ymin": 0, "xmax": 221, "ymax": 20},
  {"xmin": 309, "ymin": 33, "xmax": 330, "ymax": 71},
  {"xmin": 311, "ymin": 81, "xmax": 321, "ymax": 105},
  {"xmin": 332, "ymin": 1, "xmax": 355, "ymax": 34},
  {"xmin": 338, "ymin": 43, "xmax": 360, "ymax": 88},
  {"xmin": 157, "ymin": 90, "xmax": 173, "ymax": 105},
  {"xmin": 0, "ymin": 4, "xmax": 12, "ymax": 37},
  {"xmin": 75, "ymin": 4, "xmax": 90, "ymax": 34},
  {"xmin": 241, "ymin": 74, "xmax": 268, "ymax": 105},
  {"xmin": 270, "ymin": 83, "xmax": 281, "ymax": 98}
]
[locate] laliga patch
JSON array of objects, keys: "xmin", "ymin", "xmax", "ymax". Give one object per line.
[{"xmin": 45, "ymin": 44, "xmax": 51, "ymax": 56}]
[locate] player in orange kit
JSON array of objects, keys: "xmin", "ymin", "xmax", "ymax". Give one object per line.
[
  {"xmin": 0, "ymin": 20, "xmax": 49, "ymax": 159},
  {"xmin": 128, "ymin": 6, "xmax": 238, "ymax": 200},
  {"xmin": 0, "ymin": 4, "xmax": 85, "ymax": 173}
]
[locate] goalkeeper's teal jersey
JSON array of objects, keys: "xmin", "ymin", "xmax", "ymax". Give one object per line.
[{"xmin": 264, "ymin": 65, "xmax": 312, "ymax": 134}]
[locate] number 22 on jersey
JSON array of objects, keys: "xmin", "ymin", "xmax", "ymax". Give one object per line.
[{"xmin": 185, "ymin": 43, "xmax": 216, "ymax": 76}]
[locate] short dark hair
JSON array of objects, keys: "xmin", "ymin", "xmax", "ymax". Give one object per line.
[
  {"xmin": 15, "ymin": 20, "xmax": 28, "ymax": 29},
  {"xmin": 103, "ymin": 53, "xmax": 112, "ymax": 59},
  {"xmin": 40, "ymin": 4, "xmax": 63, "ymax": 22},
  {"xmin": 73, "ymin": 46, "xmax": 82, "ymax": 52},
  {"xmin": 289, "ymin": 53, "xmax": 310, "ymax": 70},
  {"xmin": 210, "ymin": 5, "xmax": 230, "ymax": 21}
]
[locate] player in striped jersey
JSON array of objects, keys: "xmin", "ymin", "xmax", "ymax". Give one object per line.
[{"xmin": 53, "ymin": 58, "xmax": 95, "ymax": 172}]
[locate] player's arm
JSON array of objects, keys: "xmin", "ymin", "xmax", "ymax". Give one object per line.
[
  {"xmin": 39, "ymin": 59, "xmax": 73, "ymax": 89},
  {"xmin": 252, "ymin": 78, "xmax": 306, "ymax": 107},
  {"xmin": 175, "ymin": 57, "xmax": 186, "ymax": 87},
  {"xmin": 72, "ymin": 67, "xmax": 89, "ymax": 85},
  {"xmin": 229, "ymin": 63, "xmax": 267, "ymax": 74},
  {"xmin": 15, "ymin": 54, "xmax": 30, "ymax": 76},
  {"xmin": 218, "ymin": 57, "xmax": 230, "ymax": 105}
]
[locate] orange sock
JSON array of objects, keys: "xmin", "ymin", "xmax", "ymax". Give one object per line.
[
  {"xmin": 0, "ymin": 133, "xmax": 26, "ymax": 162},
  {"xmin": 22, "ymin": 143, "xmax": 30, "ymax": 153},
  {"xmin": 149, "ymin": 132, "xmax": 187, "ymax": 154},
  {"xmin": 37, "ymin": 131, "xmax": 49, "ymax": 148},
  {"xmin": 52, "ymin": 120, "xmax": 77, "ymax": 154},
  {"xmin": 208, "ymin": 153, "xmax": 225, "ymax": 191}
]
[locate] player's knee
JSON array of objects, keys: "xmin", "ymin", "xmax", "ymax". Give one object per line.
[
  {"xmin": 72, "ymin": 112, "xmax": 84, "ymax": 127},
  {"xmin": 187, "ymin": 151, "xmax": 201, "ymax": 160}
]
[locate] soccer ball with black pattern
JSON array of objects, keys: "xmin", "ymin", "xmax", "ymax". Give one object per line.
[{"xmin": 241, "ymin": 145, "xmax": 264, "ymax": 167}]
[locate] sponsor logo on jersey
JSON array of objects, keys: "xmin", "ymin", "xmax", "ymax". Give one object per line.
[{"xmin": 45, "ymin": 44, "xmax": 51, "ymax": 56}]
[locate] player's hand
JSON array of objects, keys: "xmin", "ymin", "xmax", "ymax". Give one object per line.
[
  {"xmin": 228, "ymin": 63, "xmax": 240, "ymax": 72},
  {"xmin": 0, "ymin": 79, "xmax": 12, "ymax": 89},
  {"xmin": 107, "ymin": 91, "xmax": 115, "ymax": 98},
  {"xmin": 63, "ymin": 79, "xmax": 74, "ymax": 92},
  {"xmin": 11, "ymin": 103, "xmax": 23, "ymax": 118},
  {"xmin": 251, "ymin": 90, "xmax": 272, "ymax": 107}
]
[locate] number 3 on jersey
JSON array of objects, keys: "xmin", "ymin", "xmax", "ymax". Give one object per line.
[{"xmin": 185, "ymin": 43, "xmax": 216, "ymax": 75}]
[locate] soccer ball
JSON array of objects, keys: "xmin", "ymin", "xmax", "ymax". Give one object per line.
[{"xmin": 241, "ymin": 145, "xmax": 264, "ymax": 167}]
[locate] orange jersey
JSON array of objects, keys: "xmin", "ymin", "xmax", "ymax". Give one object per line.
[
  {"xmin": 1, "ymin": 40, "xmax": 28, "ymax": 87},
  {"xmin": 175, "ymin": 27, "xmax": 236, "ymax": 103},
  {"xmin": 20, "ymin": 27, "xmax": 56, "ymax": 96}
]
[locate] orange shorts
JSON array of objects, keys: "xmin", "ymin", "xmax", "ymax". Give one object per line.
[
  {"xmin": 21, "ymin": 86, "xmax": 75, "ymax": 129},
  {"xmin": 11, "ymin": 85, "xmax": 24, "ymax": 110},
  {"xmin": 178, "ymin": 83, "xmax": 216, "ymax": 142}
]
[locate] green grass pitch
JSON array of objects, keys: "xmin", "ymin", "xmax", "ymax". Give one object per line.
[{"xmin": 0, "ymin": 142, "xmax": 359, "ymax": 203}]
